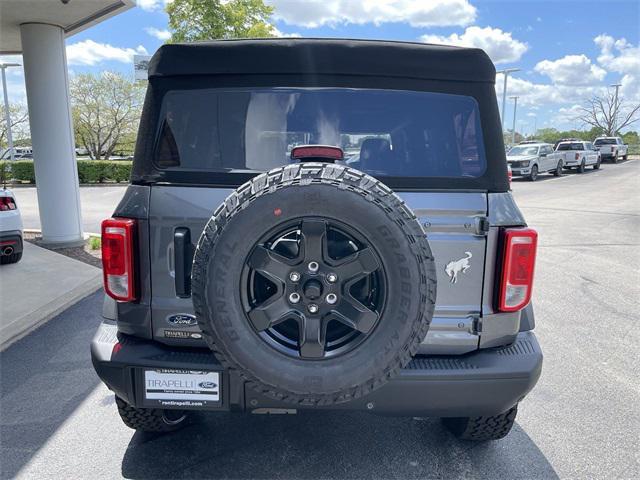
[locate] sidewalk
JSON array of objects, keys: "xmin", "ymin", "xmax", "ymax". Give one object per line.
[{"xmin": 0, "ymin": 242, "xmax": 102, "ymax": 349}]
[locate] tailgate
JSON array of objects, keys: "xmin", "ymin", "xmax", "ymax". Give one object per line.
[{"xmin": 148, "ymin": 186, "xmax": 488, "ymax": 353}]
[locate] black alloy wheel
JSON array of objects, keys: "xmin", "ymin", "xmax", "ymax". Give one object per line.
[{"xmin": 241, "ymin": 218, "xmax": 386, "ymax": 360}]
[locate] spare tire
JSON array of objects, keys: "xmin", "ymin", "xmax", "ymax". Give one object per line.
[{"xmin": 192, "ymin": 163, "xmax": 436, "ymax": 405}]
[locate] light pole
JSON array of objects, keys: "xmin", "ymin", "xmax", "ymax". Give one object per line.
[
  {"xmin": 497, "ymin": 68, "xmax": 520, "ymax": 128},
  {"xmin": 510, "ymin": 96, "xmax": 519, "ymax": 145},
  {"xmin": 0, "ymin": 62, "xmax": 21, "ymax": 162},
  {"xmin": 610, "ymin": 83, "xmax": 622, "ymax": 135}
]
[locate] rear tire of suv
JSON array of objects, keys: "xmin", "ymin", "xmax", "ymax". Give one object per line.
[
  {"xmin": 115, "ymin": 396, "xmax": 189, "ymax": 433},
  {"xmin": 593, "ymin": 158, "xmax": 601, "ymax": 170},
  {"xmin": 192, "ymin": 163, "xmax": 436, "ymax": 406},
  {"xmin": 0, "ymin": 252, "xmax": 22, "ymax": 264},
  {"xmin": 577, "ymin": 160, "xmax": 586, "ymax": 173},
  {"xmin": 613, "ymin": 153, "xmax": 619, "ymax": 163},
  {"xmin": 441, "ymin": 405, "xmax": 518, "ymax": 441}
]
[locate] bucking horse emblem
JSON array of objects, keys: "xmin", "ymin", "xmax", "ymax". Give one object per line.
[{"xmin": 445, "ymin": 252, "xmax": 472, "ymax": 283}]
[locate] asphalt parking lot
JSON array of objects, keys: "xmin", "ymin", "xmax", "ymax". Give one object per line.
[{"xmin": 2, "ymin": 160, "xmax": 639, "ymax": 479}]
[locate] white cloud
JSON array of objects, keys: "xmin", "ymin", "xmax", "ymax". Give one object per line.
[
  {"xmin": 534, "ymin": 54, "xmax": 606, "ymax": 86},
  {"xmin": 594, "ymin": 34, "xmax": 640, "ymax": 101},
  {"xmin": 594, "ymin": 35, "xmax": 640, "ymax": 74},
  {"xmin": 420, "ymin": 26, "xmax": 528, "ymax": 64},
  {"xmin": 495, "ymin": 73, "xmax": 602, "ymax": 108},
  {"xmin": 268, "ymin": 0, "xmax": 476, "ymax": 28},
  {"xmin": 137, "ymin": 0, "xmax": 171, "ymax": 12},
  {"xmin": 271, "ymin": 26, "xmax": 302, "ymax": 38},
  {"xmin": 145, "ymin": 27, "xmax": 172, "ymax": 41},
  {"xmin": 66, "ymin": 40, "xmax": 148, "ymax": 66}
]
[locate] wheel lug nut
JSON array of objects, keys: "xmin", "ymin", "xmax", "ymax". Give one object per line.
[
  {"xmin": 308, "ymin": 304, "xmax": 319, "ymax": 314},
  {"xmin": 327, "ymin": 273, "xmax": 338, "ymax": 283},
  {"xmin": 289, "ymin": 271, "xmax": 301, "ymax": 282},
  {"xmin": 326, "ymin": 293, "xmax": 337, "ymax": 305},
  {"xmin": 289, "ymin": 292, "xmax": 301, "ymax": 304},
  {"xmin": 308, "ymin": 261, "xmax": 319, "ymax": 273}
]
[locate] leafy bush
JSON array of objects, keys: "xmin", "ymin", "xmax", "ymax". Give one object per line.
[
  {"xmin": 6, "ymin": 160, "xmax": 132, "ymax": 184},
  {"xmin": 11, "ymin": 161, "xmax": 36, "ymax": 183},
  {"xmin": 0, "ymin": 161, "xmax": 8, "ymax": 184},
  {"xmin": 107, "ymin": 161, "xmax": 132, "ymax": 183}
]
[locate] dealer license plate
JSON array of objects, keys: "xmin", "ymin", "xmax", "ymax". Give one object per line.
[{"xmin": 144, "ymin": 369, "xmax": 220, "ymax": 407}]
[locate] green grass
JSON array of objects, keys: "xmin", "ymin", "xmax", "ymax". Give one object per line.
[{"xmin": 88, "ymin": 236, "xmax": 101, "ymax": 250}]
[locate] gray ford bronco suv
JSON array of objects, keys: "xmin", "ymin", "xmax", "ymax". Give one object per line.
[{"xmin": 92, "ymin": 39, "xmax": 542, "ymax": 441}]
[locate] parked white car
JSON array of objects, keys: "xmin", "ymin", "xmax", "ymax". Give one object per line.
[
  {"xmin": 555, "ymin": 141, "xmax": 601, "ymax": 173},
  {"xmin": 593, "ymin": 137, "xmax": 628, "ymax": 163},
  {"xmin": 0, "ymin": 188, "xmax": 23, "ymax": 264},
  {"xmin": 506, "ymin": 143, "xmax": 564, "ymax": 181}
]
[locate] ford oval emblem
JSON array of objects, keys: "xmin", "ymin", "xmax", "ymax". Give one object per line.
[
  {"xmin": 166, "ymin": 314, "xmax": 198, "ymax": 326},
  {"xmin": 199, "ymin": 381, "xmax": 217, "ymax": 389}
]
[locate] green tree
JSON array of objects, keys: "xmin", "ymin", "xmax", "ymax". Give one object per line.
[
  {"xmin": 166, "ymin": 0, "xmax": 276, "ymax": 42},
  {"xmin": 70, "ymin": 72, "xmax": 145, "ymax": 159},
  {"xmin": 621, "ymin": 131, "xmax": 639, "ymax": 145}
]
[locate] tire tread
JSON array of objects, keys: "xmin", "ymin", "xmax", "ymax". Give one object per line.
[{"xmin": 191, "ymin": 163, "xmax": 437, "ymax": 406}]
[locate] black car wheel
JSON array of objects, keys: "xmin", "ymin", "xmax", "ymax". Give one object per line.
[
  {"xmin": 554, "ymin": 160, "xmax": 563, "ymax": 176},
  {"xmin": 442, "ymin": 405, "xmax": 518, "ymax": 441},
  {"xmin": 577, "ymin": 159, "xmax": 586, "ymax": 173},
  {"xmin": 192, "ymin": 163, "xmax": 437, "ymax": 406},
  {"xmin": 528, "ymin": 165, "xmax": 538, "ymax": 181},
  {"xmin": 115, "ymin": 396, "xmax": 189, "ymax": 433}
]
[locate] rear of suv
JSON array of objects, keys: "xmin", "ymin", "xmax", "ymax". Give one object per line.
[{"xmin": 91, "ymin": 39, "xmax": 542, "ymax": 441}]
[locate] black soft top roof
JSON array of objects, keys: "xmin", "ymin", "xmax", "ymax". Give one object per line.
[{"xmin": 148, "ymin": 38, "xmax": 496, "ymax": 83}]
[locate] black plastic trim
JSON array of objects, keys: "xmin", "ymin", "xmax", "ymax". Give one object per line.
[{"xmin": 92, "ymin": 321, "xmax": 542, "ymax": 417}]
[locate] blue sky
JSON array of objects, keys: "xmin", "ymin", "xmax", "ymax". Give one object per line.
[{"xmin": 2, "ymin": 0, "xmax": 639, "ymax": 134}]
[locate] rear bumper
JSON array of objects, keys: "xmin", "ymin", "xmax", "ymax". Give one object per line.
[
  {"xmin": 0, "ymin": 230, "xmax": 23, "ymax": 255},
  {"xmin": 91, "ymin": 321, "xmax": 542, "ymax": 417}
]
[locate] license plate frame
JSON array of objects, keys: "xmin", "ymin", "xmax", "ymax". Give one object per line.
[{"xmin": 141, "ymin": 368, "xmax": 222, "ymax": 409}]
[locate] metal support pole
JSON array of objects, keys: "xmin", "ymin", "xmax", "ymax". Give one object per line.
[
  {"xmin": 0, "ymin": 63, "xmax": 20, "ymax": 161},
  {"xmin": 511, "ymin": 97, "xmax": 518, "ymax": 145},
  {"xmin": 498, "ymin": 68, "xmax": 520, "ymax": 128},
  {"xmin": 610, "ymin": 83, "xmax": 621, "ymax": 135}
]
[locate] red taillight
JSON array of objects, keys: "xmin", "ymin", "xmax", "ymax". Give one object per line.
[
  {"xmin": 101, "ymin": 218, "xmax": 137, "ymax": 302},
  {"xmin": 507, "ymin": 167, "xmax": 513, "ymax": 185},
  {"xmin": 291, "ymin": 145, "xmax": 344, "ymax": 161},
  {"xmin": 498, "ymin": 228, "xmax": 538, "ymax": 312},
  {"xmin": 575, "ymin": 153, "xmax": 580, "ymax": 160},
  {"xmin": 0, "ymin": 196, "xmax": 17, "ymax": 211}
]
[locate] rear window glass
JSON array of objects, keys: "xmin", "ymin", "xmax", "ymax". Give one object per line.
[
  {"xmin": 594, "ymin": 138, "xmax": 616, "ymax": 145},
  {"xmin": 155, "ymin": 88, "xmax": 486, "ymax": 179},
  {"xmin": 557, "ymin": 142, "xmax": 584, "ymax": 151}
]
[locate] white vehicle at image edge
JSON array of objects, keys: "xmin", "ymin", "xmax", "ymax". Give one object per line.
[
  {"xmin": 506, "ymin": 143, "xmax": 564, "ymax": 181},
  {"xmin": 593, "ymin": 137, "xmax": 628, "ymax": 163},
  {"xmin": 0, "ymin": 189, "xmax": 24, "ymax": 264},
  {"xmin": 555, "ymin": 140, "xmax": 601, "ymax": 173}
]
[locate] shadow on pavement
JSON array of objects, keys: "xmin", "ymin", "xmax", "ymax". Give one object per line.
[
  {"xmin": 0, "ymin": 291, "xmax": 103, "ymax": 479},
  {"xmin": 121, "ymin": 409, "xmax": 558, "ymax": 479}
]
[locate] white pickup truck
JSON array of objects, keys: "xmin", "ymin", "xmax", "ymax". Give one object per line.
[
  {"xmin": 593, "ymin": 137, "xmax": 628, "ymax": 163},
  {"xmin": 555, "ymin": 140, "xmax": 601, "ymax": 173}
]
